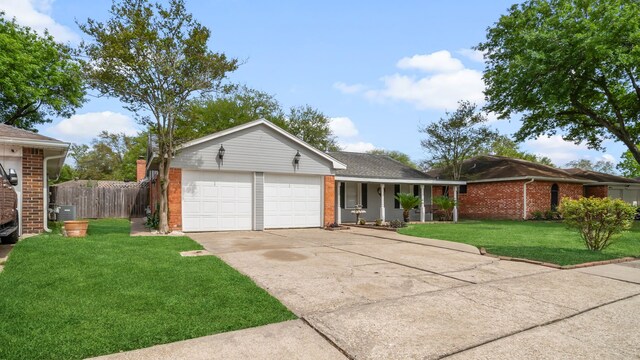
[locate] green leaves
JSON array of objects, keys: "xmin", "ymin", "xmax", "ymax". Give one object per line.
[
  {"xmin": 0, "ymin": 14, "xmax": 85, "ymax": 130},
  {"xmin": 479, "ymin": 0, "xmax": 640, "ymax": 164}
]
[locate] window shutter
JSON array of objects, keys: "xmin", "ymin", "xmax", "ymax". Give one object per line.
[
  {"xmin": 394, "ymin": 184, "xmax": 400, "ymax": 208},
  {"xmin": 413, "ymin": 185, "xmax": 420, "ymax": 209},
  {"xmin": 340, "ymin": 182, "xmax": 345, "ymax": 209},
  {"xmin": 361, "ymin": 183, "xmax": 368, "ymax": 208}
]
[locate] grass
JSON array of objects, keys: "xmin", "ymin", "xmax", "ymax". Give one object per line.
[
  {"xmin": 0, "ymin": 219, "xmax": 295, "ymax": 360},
  {"xmin": 399, "ymin": 220, "xmax": 640, "ymax": 266}
]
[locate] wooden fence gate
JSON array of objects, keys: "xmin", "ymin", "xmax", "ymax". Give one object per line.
[{"xmin": 50, "ymin": 182, "xmax": 149, "ymax": 219}]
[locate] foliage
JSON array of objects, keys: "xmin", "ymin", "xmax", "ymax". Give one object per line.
[
  {"xmin": 79, "ymin": 0, "xmax": 239, "ymax": 233},
  {"xmin": 358, "ymin": 218, "xmax": 366, "ymax": 225},
  {"xmin": 375, "ymin": 218, "xmax": 383, "ymax": 226},
  {"xmin": 50, "ymin": 164, "xmax": 76, "ymax": 184},
  {"xmin": 0, "ymin": 14, "xmax": 85, "ymax": 130},
  {"xmin": 420, "ymin": 100, "xmax": 498, "ymax": 179},
  {"xmin": 432, "ymin": 195, "xmax": 457, "ymax": 221},
  {"xmin": 0, "ymin": 219, "xmax": 295, "ymax": 359},
  {"xmin": 145, "ymin": 205, "xmax": 159, "ymax": 229},
  {"xmin": 69, "ymin": 131, "xmax": 145, "ymax": 181},
  {"xmin": 530, "ymin": 210, "xmax": 545, "ymax": 220},
  {"xmin": 394, "ymin": 192, "xmax": 421, "ymax": 222},
  {"xmin": 286, "ymin": 105, "xmax": 339, "ymax": 151},
  {"xmin": 564, "ymin": 159, "xmax": 616, "ymax": 174},
  {"xmin": 389, "ymin": 219, "xmax": 406, "ymax": 228},
  {"xmin": 367, "ymin": 149, "xmax": 418, "ymax": 169},
  {"xmin": 399, "ymin": 220, "xmax": 640, "ymax": 266},
  {"xmin": 617, "ymin": 146, "xmax": 640, "ymax": 177},
  {"xmin": 560, "ymin": 197, "xmax": 636, "ymax": 251},
  {"xmin": 478, "ymin": 0, "xmax": 640, "ymax": 165},
  {"xmin": 489, "ymin": 135, "xmax": 554, "ymax": 166}
]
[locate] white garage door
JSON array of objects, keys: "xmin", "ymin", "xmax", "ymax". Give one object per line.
[
  {"xmin": 264, "ymin": 174, "xmax": 322, "ymax": 228},
  {"xmin": 182, "ymin": 170, "xmax": 252, "ymax": 231}
]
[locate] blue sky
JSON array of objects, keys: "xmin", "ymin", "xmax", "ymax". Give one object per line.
[{"xmin": 0, "ymin": 0, "xmax": 625, "ymax": 168}]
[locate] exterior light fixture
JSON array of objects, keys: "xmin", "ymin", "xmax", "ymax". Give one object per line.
[
  {"xmin": 218, "ymin": 145, "xmax": 225, "ymax": 160},
  {"xmin": 294, "ymin": 150, "xmax": 301, "ymax": 165}
]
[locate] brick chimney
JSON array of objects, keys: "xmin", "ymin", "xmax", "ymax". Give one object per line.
[{"xmin": 136, "ymin": 158, "xmax": 147, "ymax": 181}]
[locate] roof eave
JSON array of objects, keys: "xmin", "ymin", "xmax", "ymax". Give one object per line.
[
  {"xmin": 335, "ymin": 175, "xmax": 466, "ymax": 185},
  {"xmin": 0, "ymin": 138, "xmax": 69, "ymax": 149},
  {"xmin": 466, "ymin": 176, "xmax": 595, "ymax": 184}
]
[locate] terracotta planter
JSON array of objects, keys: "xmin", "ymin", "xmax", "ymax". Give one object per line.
[{"xmin": 64, "ymin": 220, "xmax": 89, "ymax": 237}]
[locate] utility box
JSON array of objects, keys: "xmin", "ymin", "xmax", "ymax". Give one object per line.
[{"xmin": 57, "ymin": 205, "xmax": 76, "ymax": 222}]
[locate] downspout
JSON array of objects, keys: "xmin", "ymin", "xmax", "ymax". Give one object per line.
[
  {"xmin": 43, "ymin": 153, "xmax": 67, "ymax": 232},
  {"xmin": 523, "ymin": 178, "xmax": 535, "ymax": 220}
]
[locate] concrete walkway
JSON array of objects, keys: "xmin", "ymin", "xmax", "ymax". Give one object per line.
[{"xmin": 98, "ymin": 228, "xmax": 640, "ymax": 359}]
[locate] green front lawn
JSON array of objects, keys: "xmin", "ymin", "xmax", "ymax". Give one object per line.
[
  {"xmin": 0, "ymin": 219, "xmax": 295, "ymax": 360},
  {"xmin": 399, "ymin": 220, "xmax": 640, "ymax": 266}
]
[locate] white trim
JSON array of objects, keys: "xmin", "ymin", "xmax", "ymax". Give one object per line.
[
  {"xmin": 335, "ymin": 176, "xmax": 465, "ymax": 185},
  {"xmin": 585, "ymin": 182, "xmax": 640, "ymax": 187},
  {"xmin": 466, "ymin": 176, "xmax": 594, "ymax": 184},
  {"xmin": 177, "ymin": 119, "xmax": 347, "ymax": 170},
  {"xmin": 0, "ymin": 138, "xmax": 69, "ymax": 150}
]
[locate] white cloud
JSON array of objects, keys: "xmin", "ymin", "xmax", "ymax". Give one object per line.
[
  {"xmin": 397, "ymin": 50, "xmax": 464, "ymax": 73},
  {"xmin": 0, "ymin": 0, "xmax": 80, "ymax": 43},
  {"xmin": 600, "ymin": 153, "xmax": 616, "ymax": 163},
  {"xmin": 46, "ymin": 111, "xmax": 140, "ymax": 143},
  {"xmin": 340, "ymin": 141, "xmax": 376, "ymax": 153},
  {"xmin": 524, "ymin": 135, "xmax": 591, "ymax": 165},
  {"xmin": 458, "ymin": 48, "xmax": 485, "ymax": 63},
  {"xmin": 329, "ymin": 117, "xmax": 359, "ymax": 138},
  {"xmin": 333, "ymin": 82, "xmax": 366, "ymax": 94}
]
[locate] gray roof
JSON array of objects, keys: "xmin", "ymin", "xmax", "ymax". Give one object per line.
[
  {"xmin": 0, "ymin": 124, "xmax": 65, "ymax": 143},
  {"xmin": 329, "ymin": 151, "xmax": 433, "ymax": 180},
  {"xmin": 564, "ymin": 168, "xmax": 640, "ymax": 184}
]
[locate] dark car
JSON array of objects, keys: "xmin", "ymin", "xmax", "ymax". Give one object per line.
[{"xmin": 0, "ymin": 163, "xmax": 19, "ymax": 244}]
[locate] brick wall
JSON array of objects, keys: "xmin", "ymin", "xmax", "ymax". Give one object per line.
[
  {"xmin": 433, "ymin": 180, "xmax": 584, "ymax": 220},
  {"xmin": 22, "ymin": 148, "xmax": 44, "ymax": 233},
  {"xmin": 168, "ymin": 168, "xmax": 182, "ymax": 231},
  {"xmin": 136, "ymin": 159, "xmax": 146, "ymax": 181},
  {"xmin": 323, "ymin": 176, "xmax": 335, "ymax": 226},
  {"xmin": 585, "ymin": 185, "xmax": 608, "ymax": 198}
]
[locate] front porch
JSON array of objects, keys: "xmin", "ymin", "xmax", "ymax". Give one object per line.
[{"xmin": 335, "ymin": 178, "xmax": 465, "ymax": 224}]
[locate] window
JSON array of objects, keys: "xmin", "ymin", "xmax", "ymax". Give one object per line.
[
  {"xmin": 361, "ymin": 183, "xmax": 368, "ymax": 208},
  {"xmin": 441, "ymin": 186, "xmax": 449, "ymax": 197},
  {"xmin": 339, "ymin": 182, "xmax": 345, "ymax": 209},
  {"xmin": 345, "ymin": 182, "xmax": 357, "ymax": 208},
  {"xmin": 394, "ymin": 184, "xmax": 401, "ymax": 208},
  {"xmin": 413, "ymin": 185, "xmax": 420, "ymax": 209},
  {"xmin": 459, "ymin": 185, "xmax": 467, "ymax": 194},
  {"xmin": 551, "ymin": 183, "xmax": 559, "ymax": 210}
]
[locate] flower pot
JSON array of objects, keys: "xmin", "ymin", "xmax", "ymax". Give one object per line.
[{"xmin": 64, "ymin": 220, "xmax": 89, "ymax": 237}]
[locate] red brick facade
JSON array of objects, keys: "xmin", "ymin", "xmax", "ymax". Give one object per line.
[
  {"xmin": 433, "ymin": 180, "xmax": 583, "ymax": 220},
  {"xmin": 323, "ymin": 176, "xmax": 335, "ymax": 226},
  {"xmin": 22, "ymin": 147, "xmax": 44, "ymax": 233},
  {"xmin": 136, "ymin": 159, "xmax": 146, "ymax": 181},
  {"xmin": 585, "ymin": 185, "xmax": 608, "ymax": 198},
  {"xmin": 168, "ymin": 168, "xmax": 182, "ymax": 231}
]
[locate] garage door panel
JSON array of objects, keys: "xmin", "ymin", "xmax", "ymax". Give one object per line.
[
  {"xmin": 182, "ymin": 170, "xmax": 253, "ymax": 231},
  {"xmin": 264, "ymin": 174, "xmax": 321, "ymax": 228}
]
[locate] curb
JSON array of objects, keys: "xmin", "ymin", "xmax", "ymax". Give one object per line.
[{"xmin": 479, "ymin": 247, "xmax": 637, "ymax": 269}]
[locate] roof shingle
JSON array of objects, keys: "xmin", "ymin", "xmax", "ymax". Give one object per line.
[{"xmin": 329, "ymin": 151, "xmax": 433, "ymax": 180}]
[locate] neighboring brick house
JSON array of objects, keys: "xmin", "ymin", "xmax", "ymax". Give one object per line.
[
  {"xmin": 565, "ymin": 168, "xmax": 640, "ymax": 206},
  {"xmin": 0, "ymin": 124, "xmax": 69, "ymax": 234},
  {"xmin": 429, "ymin": 156, "xmax": 589, "ymax": 220}
]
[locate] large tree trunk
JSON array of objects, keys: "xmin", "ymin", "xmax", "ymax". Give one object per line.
[{"xmin": 157, "ymin": 154, "xmax": 171, "ymax": 234}]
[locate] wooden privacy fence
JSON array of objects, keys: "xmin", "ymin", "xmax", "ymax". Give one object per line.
[{"xmin": 50, "ymin": 181, "xmax": 149, "ymax": 219}]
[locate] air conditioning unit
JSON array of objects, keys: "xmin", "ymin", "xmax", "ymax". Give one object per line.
[{"xmin": 57, "ymin": 205, "xmax": 76, "ymax": 222}]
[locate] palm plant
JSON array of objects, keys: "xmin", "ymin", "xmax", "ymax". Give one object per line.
[
  {"xmin": 433, "ymin": 195, "xmax": 456, "ymax": 221},
  {"xmin": 394, "ymin": 193, "xmax": 421, "ymax": 222}
]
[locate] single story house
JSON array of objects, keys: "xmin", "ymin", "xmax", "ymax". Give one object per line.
[
  {"xmin": 0, "ymin": 124, "xmax": 68, "ymax": 234},
  {"xmin": 328, "ymin": 151, "xmax": 464, "ymax": 223},
  {"xmin": 428, "ymin": 156, "xmax": 590, "ymax": 220},
  {"xmin": 564, "ymin": 168, "xmax": 640, "ymax": 206}
]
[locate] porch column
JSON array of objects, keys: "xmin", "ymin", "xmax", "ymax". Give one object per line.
[
  {"xmin": 453, "ymin": 185, "xmax": 458, "ymax": 223},
  {"xmin": 379, "ymin": 184, "xmax": 386, "ymax": 222},
  {"xmin": 420, "ymin": 185, "xmax": 425, "ymax": 222},
  {"xmin": 336, "ymin": 182, "xmax": 342, "ymax": 224}
]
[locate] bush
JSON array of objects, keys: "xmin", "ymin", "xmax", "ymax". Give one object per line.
[
  {"xmin": 433, "ymin": 196, "xmax": 457, "ymax": 221},
  {"xmin": 358, "ymin": 218, "xmax": 366, "ymax": 225},
  {"xmin": 375, "ymin": 219, "xmax": 383, "ymax": 226},
  {"xmin": 530, "ymin": 210, "xmax": 544, "ymax": 220},
  {"xmin": 389, "ymin": 219, "xmax": 406, "ymax": 228},
  {"xmin": 559, "ymin": 197, "xmax": 636, "ymax": 251}
]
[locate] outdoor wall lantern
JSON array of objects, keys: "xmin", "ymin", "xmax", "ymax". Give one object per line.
[
  {"xmin": 218, "ymin": 145, "xmax": 225, "ymax": 160},
  {"xmin": 294, "ymin": 150, "xmax": 301, "ymax": 165}
]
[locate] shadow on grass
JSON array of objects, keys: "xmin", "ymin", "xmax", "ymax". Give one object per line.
[
  {"xmin": 485, "ymin": 245, "xmax": 623, "ymax": 266},
  {"xmin": 87, "ymin": 219, "xmax": 131, "ymax": 236}
]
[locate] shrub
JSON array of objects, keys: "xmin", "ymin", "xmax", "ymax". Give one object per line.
[
  {"xmin": 433, "ymin": 196, "xmax": 457, "ymax": 221},
  {"xmin": 394, "ymin": 193, "xmax": 421, "ymax": 222},
  {"xmin": 559, "ymin": 197, "xmax": 636, "ymax": 251},
  {"xmin": 530, "ymin": 210, "xmax": 544, "ymax": 220},
  {"xmin": 358, "ymin": 218, "xmax": 366, "ymax": 225},
  {"xmin": 544, "ymin": 209, "xmax": 560, "ymax": 220},
  {"xmin": 375, "ymin": 219, "xmax": 383, "ymax": 226},
  {"xmin": 389, "ymin": 219, "xmax": 405, "ymax": 228}
]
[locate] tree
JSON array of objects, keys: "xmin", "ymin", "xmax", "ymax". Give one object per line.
[
  {"xmin": 79, "ymin": 0, "xmax": 238, "ymax": 233},
  {"xmin": 565, "ymin": 159, "xmax": 616, "ymax": 174},
  {"xmin": 70, "ymin": 131, "xmax": 139, "ymax": 180},
  {"xmin": 478, "ymin": 0, "xmax": 640, "ymax": 165},
  {"xmin": 367, "ymin": 149, "xmax": 418, "ymax": 169},
  {"xmin": 286, "ymin": 105, "xmax": 339, "ymax": 151},
  {"xmin": 394, "ymin": 193, "xmax": 421, "ymax": 222},
  {"xmin": 420, "ymin": 101, "xmax": 498, "ymax": 180},
  {"xmin": 50, "ymin": 164, "xmax": 76, "ymax": 184},
  {"xmin": 177, "ymin": 86, "xmax": 286, "ymax": 142},
  {"xmin": 0, "ymin": 14, "xmax": 85, "ymax": 131},
  {"xmin": 617, "ymin": 147, "xmax": 640, "ymax": 178},
  {"xmin": 489, "ymin": 135, "xmax": 555, "ymax": 166}
]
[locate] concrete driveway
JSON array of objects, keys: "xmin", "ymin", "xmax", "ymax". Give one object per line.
[{"xmin": 101, "ymin": 228, "xmax": 640, "ymax": 359}]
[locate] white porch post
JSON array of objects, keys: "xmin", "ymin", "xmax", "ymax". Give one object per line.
[
  {"xmin": 420, "ymin": 185, "xmax": 425, "ymax": 222},
  {"xmin": 380, "ymin": 184, "xmax": 386, "ymax": 222},
  {"xmin": 453, "ymin": 185, "xmax": 459, "ymax": 223},
  {"xmin": 336, "ymin": 181, "xmax": 342, "ymax": 224}
]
